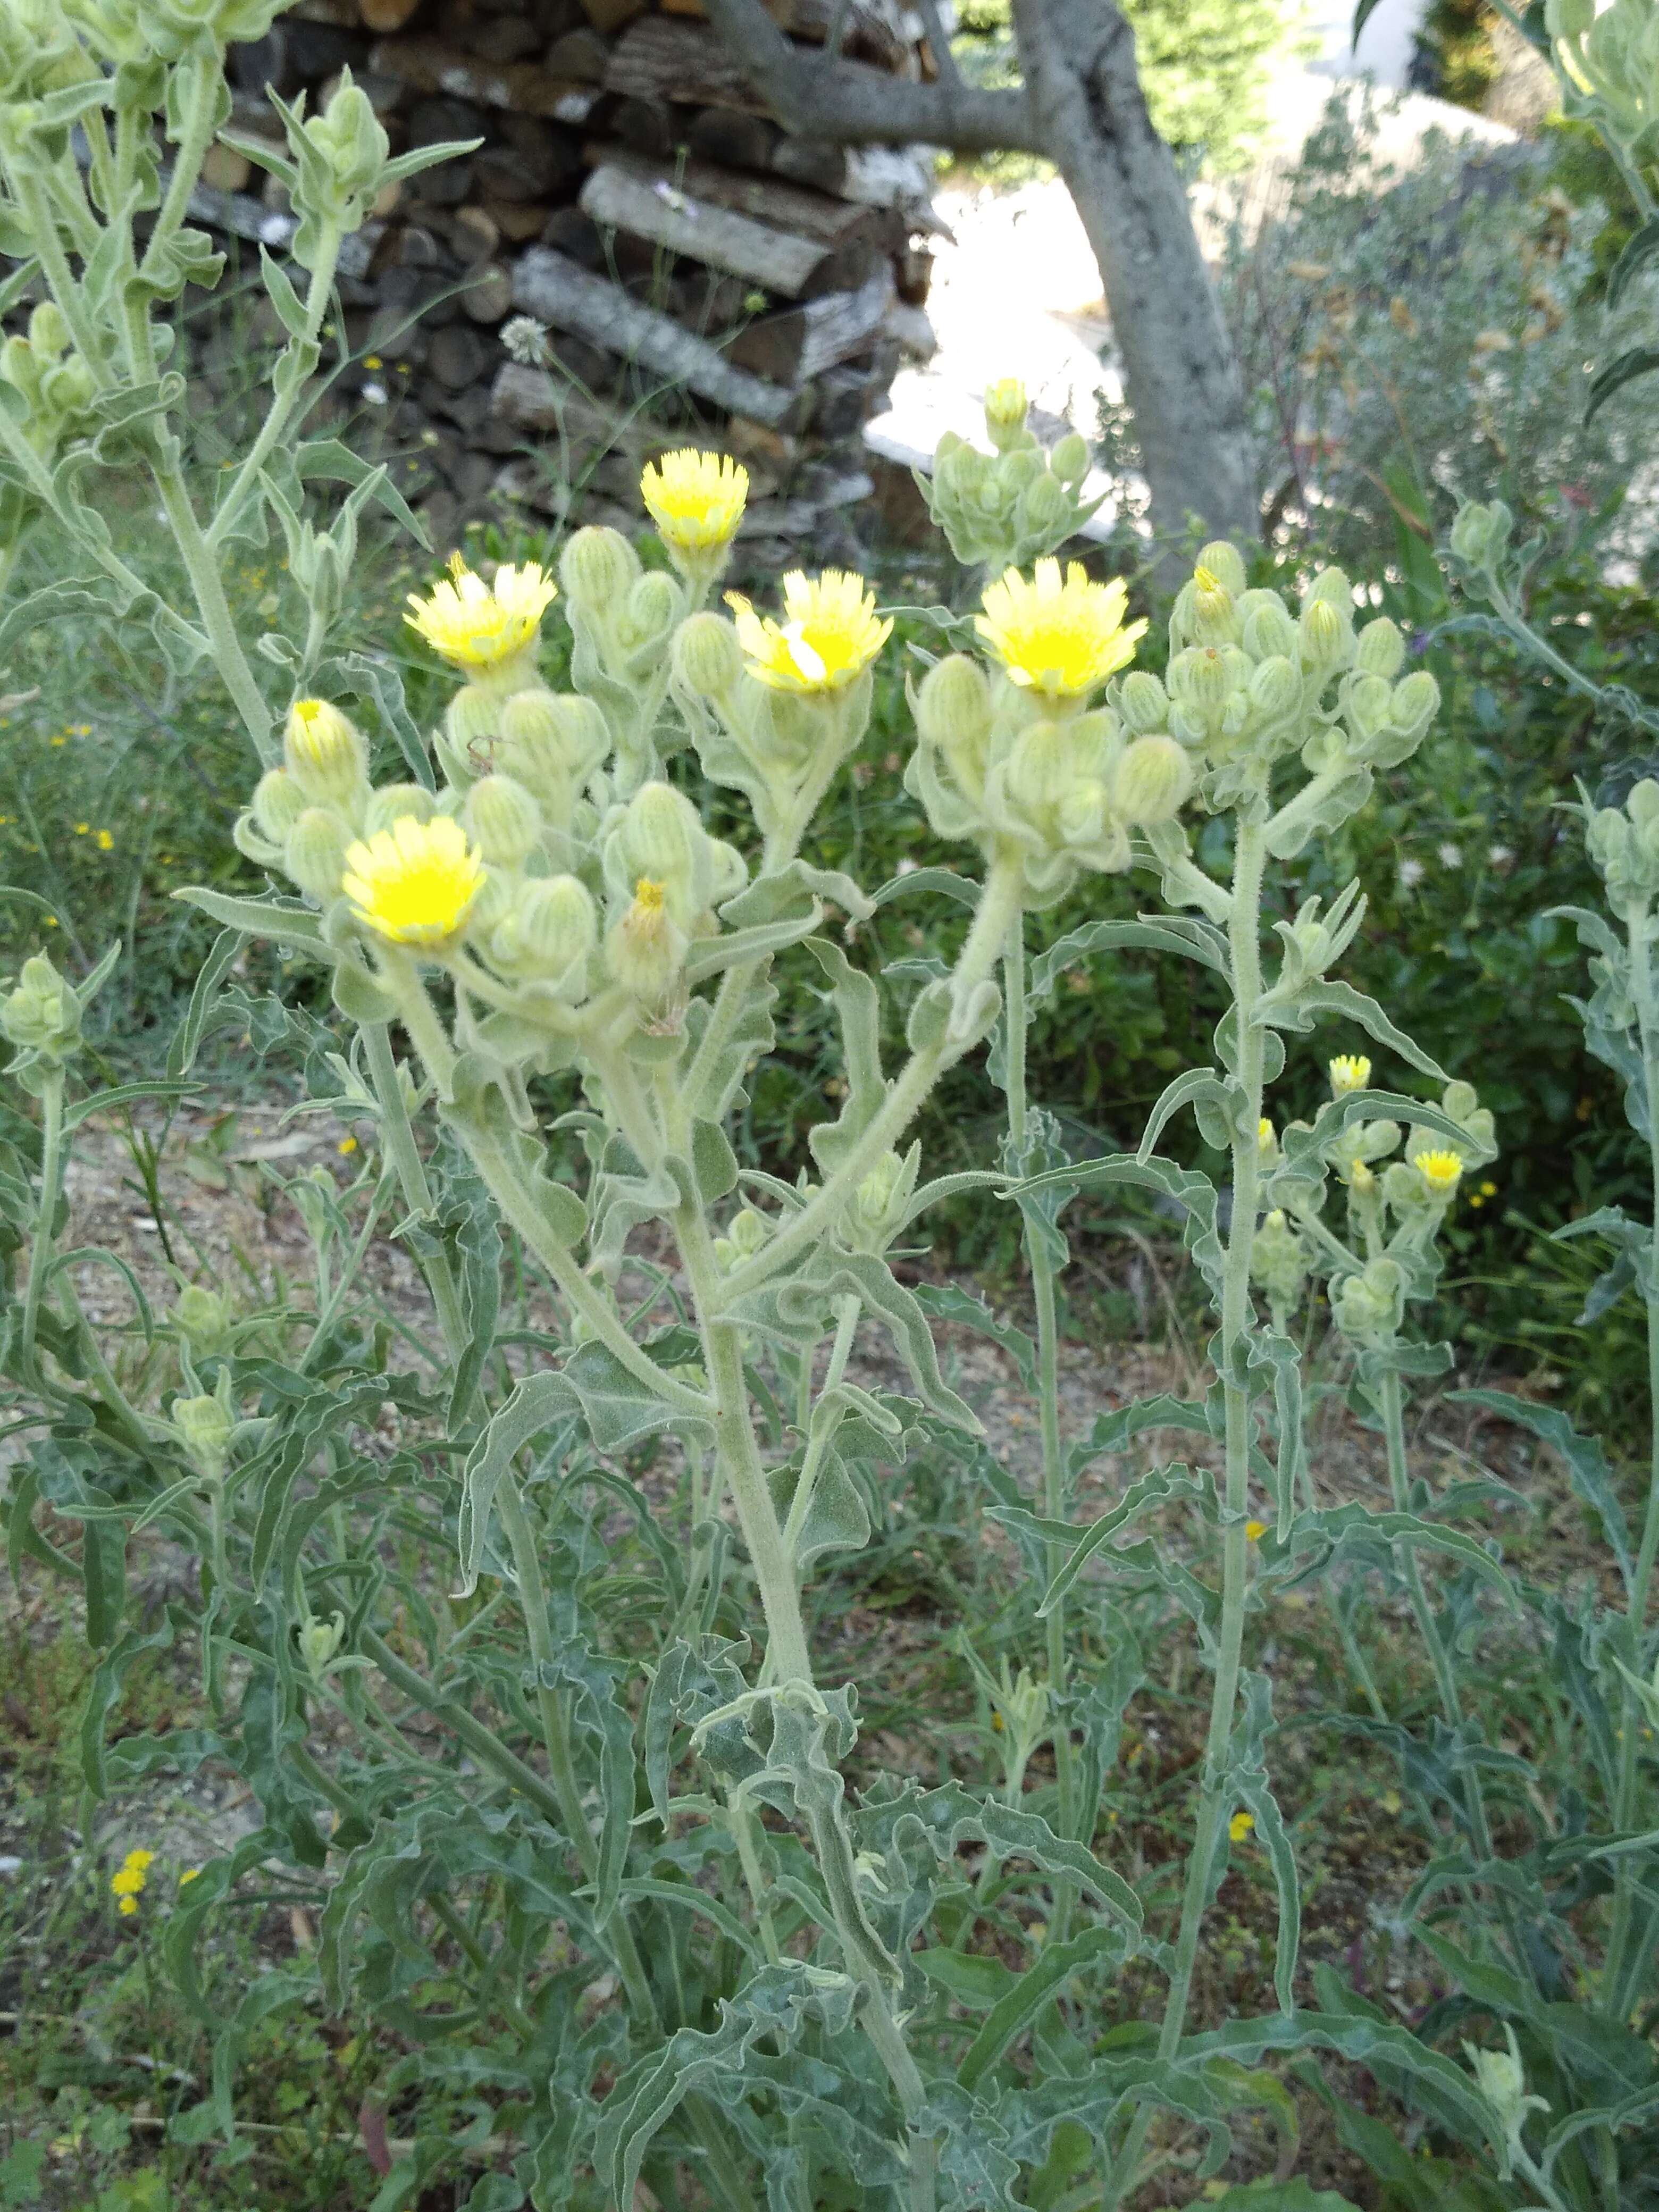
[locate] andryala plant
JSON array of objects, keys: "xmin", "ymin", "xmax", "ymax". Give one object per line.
[{"xmin": 3, "ymin": 2, "xmax": 1655, "ymax": 2199}]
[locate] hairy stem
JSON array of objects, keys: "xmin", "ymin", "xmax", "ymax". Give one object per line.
[{"xmin": 21, "ymin": 1067, "xmax": 65, "ymax": 1370}]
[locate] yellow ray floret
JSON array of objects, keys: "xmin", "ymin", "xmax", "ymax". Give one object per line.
[
  {"xmin": 641, "ymin": 448, "xmax": 749, "ymax": 551},
  {"xmin": 342, "ymin": 815, "xmax": 484, "ymax": 948},
  {"xmin": 1329, "ymin": 1053, "xmax": 1372, "ymax": 1097},
  {"xmin": 726, "ymin": 569, "xmax": 892, "ymax": 696},
  {"xmin": 405, "ymin": 555, "xmax": 557, "ymax": 675},
  {"xmin": 1412, "ymin": 1147, "xmax": 1463, "ymax": 1199},
  {"xmin": 977, "ymin": 559, "xmax": 1147, "ymax": 700}
]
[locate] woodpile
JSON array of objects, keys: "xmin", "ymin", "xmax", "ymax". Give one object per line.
[{"xmin": 206, "ymin": 0, "xmax": 942, "ymax": 566}]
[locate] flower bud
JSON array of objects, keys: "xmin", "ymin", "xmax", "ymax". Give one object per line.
[
  {"xmin": 1299, "ymin": 596, "xmax": 1351, "ymax": 671},
  {"xmin": 298, "ymin": 1612, "xmax": 346, "ymax": 1681},
  {"xmin": 626, "ymin": 570, "xmax": 680, "ymax": 642},
  {"xmin": 1004, "ymin": 722, "xmax": 1071, "ymax": 816},
  {"xmin": 1332, "ymin": 1256, "xmax": 1404, "ymax": 1343},
  {"xmin": 172, "ymin": 1391, "xmax": 233, "ymax": 1476},
  {"xmin": 284, "ymin": 698, "xmax": 368, "ymax": 811},
  {"xmin": 252, "ymin": 767, "xmax": 307, "ymax": 844},
  {"xmin": 284, "ymin": 809, "xmax": 350, "ymax": 903},
  {"xmin": 2, "ymin": 952, "xmax": 80, "ymax": 1061},
  {"xmin": 1112, "ymin": 733, "xmax": 1192, "ymax": 826},
  {"xmin": 1185, "ymin": 564, "xmax": 1241, "ymax": 647},
  {"xmin": 983, "ymin": 375, "xmax": 1028, "ymax": 449},
  {"xmin": 1055, "ymin": 779, "xmax": 1119, "ymax": 854},
  {"xmin": 1306, "ymin": 565, "xmax": 1353, "ymax": 613},
  {"xmin": 1242, "ymin": 599, "xmax": 1298, "ymax": 663},
  {"xmin": 560, "ymin": 524, "xmax": 641, "ymax": 608},
  {"xmin": 714, "ymin": 1204, "xmax": 772, "ymax": 1271},
  {"xmin": 1016, "ymin": 469, "xmax": 1069, "ymax": 540},
  {"xmin": 497, "ymin": 690, "xmax": 610, "ymax": 803},
  {"xmin": 1050, "ymin": 432, "xmax": 1090, "ymax": 486},
  {"xmin": 1249, "ymin": 655, "xmax": 1301, "ymax": 718},
  {"xmin": 1355, "ymin": 616, "xmax": 1405, "ymax": 679},
  {"xmin": 363, "ymin": 782, "xmax": 437, "ymax": 837},
  {"xmin": 1168, "ymin": 644, "xmax": 1241, "ymax": 717},
  {"xmin": 606, "ymin": 877, "xmax": 687, "ymax": 1007},
  {"xmin": 615, "ymin": 781, "xmax": 703, "ymax": 912},
  {"xmin": 916, "ymin": 653, "xmax": 993, "ymax": 750},
  {"xmin": 1449, "ymin": 498, "xmax": 1513, "ymax": 569},
  {"xmin": 491, "ymin": 873, "xmax": 597, "ymax": 982},
  {"xmin": 1195, "ymin": 541, "xmax": 1248, "ymax": 597},
  {"xmin": 175, "ymin": 1284, "xmax": 234, "ymax": 1355},
  {"xmin": 305, "ymin": 72, "xmax": 387, "ymax": 207},
  {"xmin": 1118, "ymin": 670, "xmax": 1169, "ymax": 734},
  {"xmin": 28, "ymin": 300, "xmax": 69, "ymax": 358},
  {"xmin": 673, "ymin": 611, "xmax": 744, "ymax": 696},
  {"xmin": 1628, "ymin": 778, "xmax": 1659, "ymax": 829},
  {"xmin": 1389, "ymin": 669, "xmax": 1439, "ymax": 741},
  {"xmin": 464, "ymin": 773, "xmax": 541, "ymax": 868},
  {"xmin": 850, "ymin": 1149, "xmax": 909, "ymax": 1246}
]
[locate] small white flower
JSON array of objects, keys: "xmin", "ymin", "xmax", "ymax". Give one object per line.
[
  {"xmin": 501, "ymin": 315, "xmax": 553, "ymax": 369},
  {"xmin": 1399, "ymin": 858, "xmax": 1426, "ymax": 887},
  {"xmin": 1489, "ymin": 843, "xmax": 1513, "ymax": 868},
  {"xmin": 361, "ymin": 380, "xmax": 388, "ymax": 406},
  {"xmin": 1437, "ymin": 842, "xmax": 1462, "ymax": 868}
]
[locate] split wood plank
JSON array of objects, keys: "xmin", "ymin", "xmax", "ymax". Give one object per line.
[
  {"xmin": 512, "ymin": 246, "xmax": 795, "ymax": 423},
  {"xmin": 726, "ymin": 266, "xmax": 893, "ymax": 384},
  {"xmin": 603, "ymin": 16, "xmax": 770, "ymax": 112},
  {"xmin": 580, "ymin": 161, "xmax": 849, "ymax": 299},
  {"xmin": 369, "ymin": 39, "xmax": 602, "ymax": 123},
  {"xmin": 582, "ymin": 142, "xmax": 898, "ymax": 254}
]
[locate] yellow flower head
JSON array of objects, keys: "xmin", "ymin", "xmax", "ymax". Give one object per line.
[
  {"xmin": 633, "ymin": 875, "xmax": 666, "ymax": 915},
  {"xmin": 405, "ymin": 555, "xmax": 557, "ymax": 676},
  {"xmin": 342, "ymin": 815, "xmax": 484, "ymax": 948},
  {"xmin": 976, "ymin": 560, "xmax": 1146, "ymax": 702},
  {"xmin": 726, "ymin": 569, "xmax": 892, "ymax": 697},
  {"xmin": 123, "ymin": 1848, "xmax": 155, "ymax": 1871},
  {"xmin": 111, "ymin": 1867, "xmax": 144, "ymax": 1897},
  {"xmin": 179, "ymin": 1867, "xmax": 200, "ymax": 1886},
  {"xmin": 983, "ymin": 375, "xmax": 1028, "ymax": 432},
  {"xmin": 1258, "ymin": 1118, "xmax": 1276, "ymax": 1155},
  {"xmin": 641, "ymin": 448, "xmax": 749, "ymax": 553},
  {"xmin": 1329, "ymin": 1053, "xmax": 1372, "ymax": 1097},
  {"xmin": 1412, "ymin": 1147, "xmax": 1464, "ymax": 1200},
  {"xmin": 1229, "ymin": 1811, "xmax": 1255, "ymax": 1842},
  {"xmin": 1348, "ymin": 1158, "xmax": 1376, "ymax": 1194},
  {"xmin": 118, "ymin": 1895, "xmax": 138, "ymax": 1916},
  {"xmin": 1245, "ymin": 1519, "xmax": 1269, "ymax": 1542}
]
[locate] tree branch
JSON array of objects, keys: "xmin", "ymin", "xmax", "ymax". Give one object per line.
[
  {"xmin": 914, "ymin": 0, "xmax": 962, "ymax": 89},
  {"xmin": 700, "ymin": 0, "xmax": 1043, "ymax": 153}
]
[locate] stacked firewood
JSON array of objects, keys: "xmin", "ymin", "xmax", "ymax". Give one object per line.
[{"xmin": 206, "ymin": 0, "xmax": 941, "ymax": 564}]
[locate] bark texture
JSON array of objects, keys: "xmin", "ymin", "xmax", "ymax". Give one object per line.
[{"xmin": 1009, "ymin": 0, "xmax": 1258, "ymax": 555}]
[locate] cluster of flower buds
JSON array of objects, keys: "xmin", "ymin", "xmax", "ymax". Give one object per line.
[
  {"xmin": 0, "ymin": 302, "xmax": 94, "ymax": 458},
  {"xmin": 1586, "ymin": 776, "xmax": 1659, "ymax": 916},
  {"xmin": 924, "ymin": 379, "xmax": 1100, "ymax": 574},
  {"xmin": 1106, "ymin": 544, "xmax": 1438, "ymax": 826},
  {"xmin": 58, "ymin": 0, "xmax": 284, "ymax": 64},
  {"xmin": 1545, "ymin": 0, "xmax": 1659, "ymax": 152},
  {"xmin": 0, "ymin": 2, "xmax": 87, "ymax": 99},
  {"xmin": 2, "ymin": 950, "xmax": 85, "ymax": 1067},
  {"xmin": 843, "ymin": 1147, "xmax": 920, "ymax": 1256},
  {"xmin": 1447, "ymin": 496, "xmax": 1515, "ymax": 581},
  {"xmin": 169, "ymin": 1378, "xmax": 235, "ymax": 1479},
  {"xmin": 1251, "ymin": 1207, "xmax": 1311, "ymax": 1328},
  {"xmin": 598, "ymin": 780, "xmax": 745, "ymax": 1022},
  {"xmin": 558, "ymin": 525, "xmax": 688, "ymax": 795},
  {"xmin": 907, "ymin": 558, "xmax": 1175, "ymax": 905}
]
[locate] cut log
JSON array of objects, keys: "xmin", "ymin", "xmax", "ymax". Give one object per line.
[
  {"xmin": 685, "ymin": 106, "xmax": 778, "ymax": 175},
  {"xmin": 370, "ymin": 38, "xmax": 605, "ymax": 122},
  {"xmin": 603, "ymin": 17, "xmax": 768, "ymax": 112},
  {"xmin": 579, "ymin": 161, "xmax": 848, "ymax": 300},
  {"xmin": 513, "ymin": 245, "xmax": 795, "ymax": 423},
  {"xmin": 357, "ymin": 0, "xmax": 421, "ymax": 28},
  {"xmin": 772, "ymin": 137, "xmax": 937, "ymax": 214},
  {"xmin": 657, "ymin": 0, "xmax": 909, "ymax": 70},
  {"xmin": 726, "ymin": 267, "xmax": 893, "ymax": 384},
  {"xmin": 582, "ymin": 143, "xmax": 899, "ymax": 254}
]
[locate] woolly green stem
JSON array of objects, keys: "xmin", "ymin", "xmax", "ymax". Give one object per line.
[{"xmin": 20, "ymin": 1067, "xmax": 64, "ymax": 1371}]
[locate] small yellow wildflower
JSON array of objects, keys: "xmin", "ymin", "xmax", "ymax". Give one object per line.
[
  {"xmin": 111, "ymin": 1846, "xmax": 155, "ymax": 1914},
  {"xmin": 1348, "ymin": 1159, "xmax": 1376, "ymax": 1194},
  {"xmin": 1258, "ymin": 1118, "xmax": 1276, "ymax": 1155},
  {"xmin": 69, "ymin": 723, "xmax": 91, "ymax": 738},
  {"xmin": 74, "ymin": 822, "xmax": 88, "ymax": 835},
  {"xmin": 1480, "ymin": 1180, "xmax": 1497, "ymax": 1197},
  {"xmin": 341, "ymin": 815, "xmax": 485, "ymax": 949},
  {"xmin": 726, "ymin": 569, "xmax": 892, "ymax": 697},
  {"xmin": 1329, "ymin": 1053, "xmax": 1372, "ymax": 1097},
  {"xmin": 124, "ymin": 1848, "xmax": 155, "ymax": 1871},
  {"xmin": 1413, "ymin": 1147, "xmax": 1464, "ymax": 1200},
  {"xmin": 976, "ymin": 559, "xmax": 1146, "ymax": 701},
  {"xmin": 405, "ymin": 555, "xmax": 558, "ymax": 677},
  {"xmin": 983, "ymin": 375, "xmax": 1027, "ymax": 431},
  {"xmin": 1229, "ymin": 1812, "xmax": 1254, "ymax": 1842},
  {"xmin": 95, "ymin": 830, "xmax": 113, "ymax": 851},
  {"xmin": 640, "ymin": 448, "xmax": 749, "ymax": 552},
  {"xmin": 364, "ymin": 354, "xmax": 383, "ymax": 370},
  {"xmin": 337, "ymin": 1135, "xmax": 358, "ymax": 1154},
  {"xmin": 179, "ymin": 1867, "xmax": 200, "ymax": 1886},
  {"xmin": 1245, "ymin": 1519, "xmax": 1269, "ymax": 1541},
  {"xmin": 118, "ymin": 1895, "xmax": 139, "ymax": 1916},
  {"xmin": 111, "ymin": 1867, "xmax": 144, "ymax": 1897}
]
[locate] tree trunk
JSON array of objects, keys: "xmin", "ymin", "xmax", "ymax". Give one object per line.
[{"xmin": 1008, "ymin": 0, "xmax": 1258, "ymax": 561}]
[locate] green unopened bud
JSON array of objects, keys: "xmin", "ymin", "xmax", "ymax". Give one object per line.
[
  {"xmin": 1168, "ymin": 644, "xmax": 1241, "ymax": 717},
  {"xmin": 285, "ymin": 809, "xmax": 350, "ymax": 903},
  {"xmin": 714, "ymin": 1204, "xmax": 772, "ymax": 1271},
  {"xmin": 1112, "ymin": 733, "xmax": 1192, "ymax": 826},
  {"xmin": 606, "ymin": 877, "xmax": 687, "ymax": 1009},
  {"xmin": 1300, "ymin": 596, "xmax": 1351, "ymax": 670},
  {"xmin": 2, "ymin": 951, "xmax": 80, "ymax": 1060},
  {"xmin": 297, "ymin": 1612, "xmax": 346, "ymax": 1681},
  {"xmin": 172, "ymin": 1391, "xmax": 233, "ymax": 1476},
  {"xmin": 497, "ymin": 689, "xmax": 610, "ymax": 804},
  {"xmin": 849, "ymin": 1149, "xmax": 910, "ymax": 1247},
  {"xmin": 27, "ymin": 299, "xmax": 68, "ymax": 357},
  {"xmin": 561, "ymin": 524, "xmax": 641, "ymax": 608},
  {"xmin": 615, "ymin": 782, "xmax": 703, "ymax": 912},
  {"xmin": 1462, "ymin": 2026, "xmax": 1548, "ymax": 2161},
  {"xmin": 1242, "ymin": 599, "xmax": 1298, "ymax": 663},
  {"xmin": 284, "ymin": 699, "xmax": 368, "ymax": 810},
  {"xmin": 363, "ymin": 783, "xmax": 437, "ymax": 837},
  {"xmin": 1016, "ymin": 469, "xmax": 1069, "ymax": 538},
  {"xmin": 625, "ymin": 571, "xmax": 680, "ymax": 644},
  {"xmin": 916, "ymin": 653, "xmax": 993, "ymax": 750},
  {"xmin": 1185, "ymin": 564, "xmax": 1241, "ymax": 647},
  {"xmin": 174, "ymin": 1283, "xmax": 234, "ymax": 1355},
  {"xmin": 1355, "ymin": 616, "xmax": 1405, "ymax": 678},
  {"xmin": 1628, "ymin": 778, "xmax": 1659, "ymax": 829},
  {"xmin": 490, "ymin": 873, "xmax": 598, "ymax": 983},
  {"xmin": 1331, "ymin": 1256, "xmax": 1404, "ymax": 1344},
  {"xmin": 1389, "ymin": 669, "xmax": 1439, "ymax": 741},
  {"xmin": 464, "ymin": 773, "xmax": 541, "ymax": 868},
  {"xmin": 252, "ymin": 768, "xmax": 307, "ymax": 844},
  {"xmin": 1050, "ymin": 432, "xmax": 1090, "ymax": 487},
  {"xmin": 1249, "ymin": 655, "xmax": 1301, "ymax": 718},
  {"xmin": 1449, "ymin": 497, "xmax": 1513, "ymax": 569},
  {"xmin": 300, "ymin": 69, "xmax": 388, "ymax": 234},
  {"xmin": 673, "ymin": 611, "xmax": 744, "ymax": 696},
  {"xmin": 1005, "ymin": 722, "xmax": 1072, "ymax": 815},
  {"xmin": 1118, "ymin": 670, "xmax": 1169, "ymax": 734}
]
